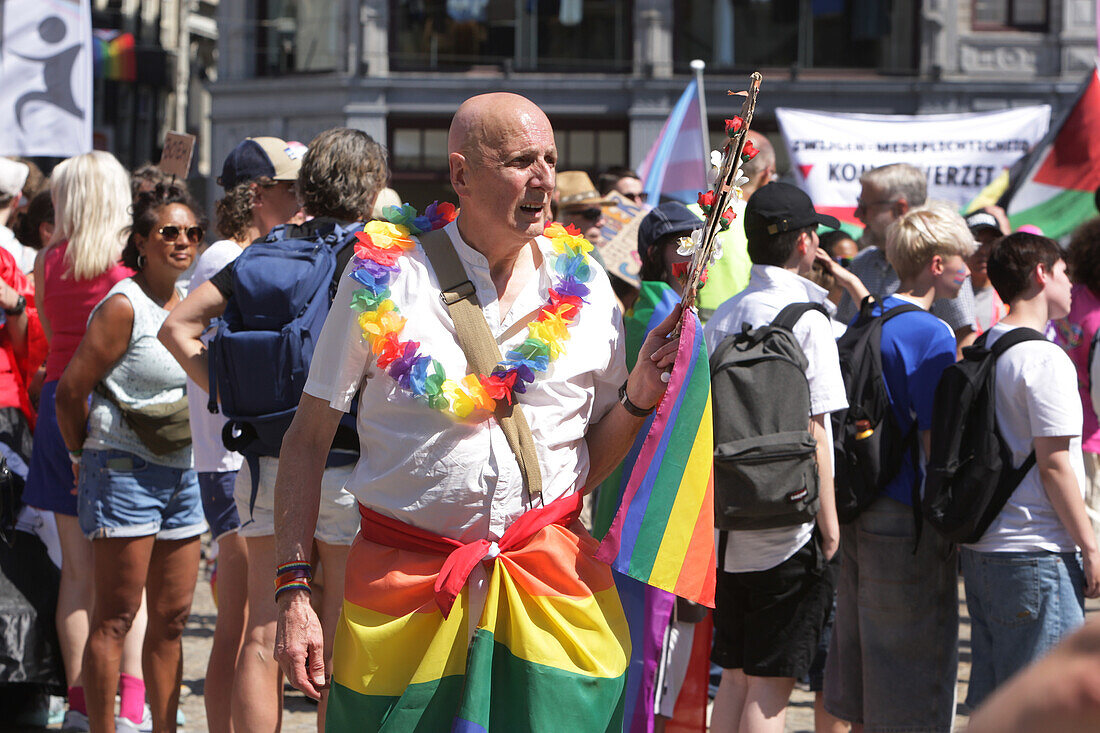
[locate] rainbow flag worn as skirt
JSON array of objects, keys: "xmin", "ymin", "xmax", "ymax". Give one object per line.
[{"xmin": 327, "ymin": 495, "xmax": 631, "ymax": 732}]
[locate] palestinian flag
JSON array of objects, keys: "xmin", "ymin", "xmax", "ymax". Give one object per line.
[{"xmin": 995, "ymin": 67, "xmax": 1100, "ymax": 239}]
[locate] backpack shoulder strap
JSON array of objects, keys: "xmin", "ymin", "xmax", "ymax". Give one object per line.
[
  {"xmin": 417, "ymin": 228, "xmax": 544, "ymax": 497},
  {"xmin": 770, "ymin": 302, "xmax": 828, "ymax": 332},
  {"xmin": 989, "ymin": 326, "xmax": 1047, "ymax": 358}
]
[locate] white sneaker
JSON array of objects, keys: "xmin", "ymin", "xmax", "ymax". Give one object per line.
[
  {"xmin": 138, "ymin": 704, "xmax": 153, "ymax": 733},
  {"xmin": 115, "ymin": 715, "xmax": 140, "ymax": 733},
  {"xmin": 61, "ymin": 709, "xmax": 90, "ymax": 732}
]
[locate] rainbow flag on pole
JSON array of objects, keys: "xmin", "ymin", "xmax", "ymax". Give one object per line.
[
  {"xmin": 992, "ymin": 66, "xmax": 1100, "ymax": 238},
  {"xmin": 596, "ymin": 293, "xmax": 716, "ymax": 608},
  {"xmin": 93, "ymin": 30, "xmax": 136, "ymax": 82},
  {"xmin": 637, "ymin": 80, "xmax": 708, "ymax": 206}
]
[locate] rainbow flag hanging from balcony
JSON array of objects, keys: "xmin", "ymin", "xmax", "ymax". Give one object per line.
[
  {"xmin": 596, "ymin": 292, "xmax": 716, "ymax": 608},
  {"xmin": 93, "ymin": 30, "xmax": 136, "ymax": 82}
]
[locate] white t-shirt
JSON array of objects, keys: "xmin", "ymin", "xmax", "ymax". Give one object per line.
[
  {"xmin": 187, "ymin": 240, "xmax": 245, "ymax": 473},
  {"xmin": 704, "ymin": 265, "xmax": 848, "ymax": 572},
  {"xmin": 965, "ymin": 323, "xmax": 1086, "ymax": 553},
  {"xmin": 0, "ymin": 225, "xmax": 35, "ymax": 274},
  {"xmin": 303, "ymin": 220, "xmax": 627, "ymax": 543}
]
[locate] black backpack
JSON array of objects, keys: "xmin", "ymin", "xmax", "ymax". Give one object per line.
[
  {"xmin": 923, "ymin": 327, "xmax": 1047, "ymax": 544},
  {"xmin": 832, "ymin": 296, "xmax": 924, "ymax": 523},
  {"xmin": 711, "ymin": 302, "xmax": 827, "ymax": 531}
]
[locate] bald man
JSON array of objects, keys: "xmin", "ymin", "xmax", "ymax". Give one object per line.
[{"xmin": 272, "ymin": 93, "xmax": 680, "ymax": 730}]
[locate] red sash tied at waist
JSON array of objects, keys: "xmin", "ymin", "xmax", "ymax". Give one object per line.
[{"xmin": 357, "ymin": 491, "xmax": 584, "ymax": 618}]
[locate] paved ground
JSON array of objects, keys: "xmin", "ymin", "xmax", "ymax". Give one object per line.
[{"xmin": 17, "ymin": 540, "xmax": 1100, "ymax": 731}]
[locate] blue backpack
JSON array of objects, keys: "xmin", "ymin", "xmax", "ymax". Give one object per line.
[{"xmin": 206, "ymin": 220, "xmax": 362, "ymax": 513}]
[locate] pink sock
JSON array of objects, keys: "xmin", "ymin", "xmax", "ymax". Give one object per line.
[
  {"xmin": 67, "ymin": 686, "xmax": 86, "ymax": 715},
  {"xmin": 118, "ymin": 673, "xmax": 145, "ymax": 724}
]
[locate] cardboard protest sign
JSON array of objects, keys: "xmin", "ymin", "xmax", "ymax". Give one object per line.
[
  {"xmin": 597, "ymin": 192, "xmax": 649, "ymax": 287},
  {"xmin": 159, "ymin": 131, "xmax": 196, "ymax": 179}
]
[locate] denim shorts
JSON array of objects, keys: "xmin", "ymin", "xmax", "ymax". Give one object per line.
[
  {"xmin": 198, "ymin": 470, "xmax": 241, "ymax": 541},
  {"xmin": 824, "ymin": 495, "xmax": 959, "ymax": 732},
  {"xmin": 960, "ymin": 548, "xmax": 1085, "ymax": 709},
  {"xmin": 78, "ymin": 448, "xmax": 206, "ymax": 541}
]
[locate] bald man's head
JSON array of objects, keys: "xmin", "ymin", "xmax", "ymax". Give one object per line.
[
  {"xmin": 742, "ymin": 131, "xmax": 776, "ymax": 195},
  {"xmin": 447, "ymin": 93, "xmax": 558, "ymax": 247},
  {"xmin": 448, "ymin": 93, "xmax": 553, "ymax": 167}
]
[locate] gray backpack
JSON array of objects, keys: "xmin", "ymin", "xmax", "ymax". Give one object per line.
[{"xmin": 710, "ymin": 302, "xmax": 827, "ymax": 531}]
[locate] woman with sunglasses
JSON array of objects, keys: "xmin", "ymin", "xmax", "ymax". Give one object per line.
[{"xmin": 56, "ymin": 182, "xmax": 204, "ymax": 733}]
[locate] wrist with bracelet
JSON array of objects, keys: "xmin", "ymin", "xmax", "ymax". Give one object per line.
[
  {"xmin": 67, "ymin": 448, "xmax": 82, "ymax": 465},
  {"xmin": 618, "ymin": 380, "xmax": 656, "ymax": 417},
  {"xmin": 274, "ymin": 560, "xmax": 313, "ymax": 602}
]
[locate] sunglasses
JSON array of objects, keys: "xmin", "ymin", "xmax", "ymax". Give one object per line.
[
  {"xmin": 158, "ymin": 225, "xmax": 204, "ymax": 244},
  {"xmin": 834, "ymin": 256, "xmax": 853, "ymax": 268},
  {"xmin": 575, "ymin": 207, "xmax": 603, "ymax": 221}
]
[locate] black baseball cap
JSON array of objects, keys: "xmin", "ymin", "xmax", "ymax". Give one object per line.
[
  {"xmin": 637, "ymin": 202, "xmax": 703, "ymax": 260},
  {"xmin": 744, "ymin": 182, "xmax": 840, "ymax": 244},
  {"xmin": 964, "ymin": 210, "xmax": 1001, "ymax": 236}
]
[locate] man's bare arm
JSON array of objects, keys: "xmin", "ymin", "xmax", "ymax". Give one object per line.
[
  {"xmin": 1037, "ymin": 435, "xmax": 1100, "ymax": 598},
  {"xmin": 272, "ymin": 393, "xmax": 344, "ymax": 699},
  {"xmin": 811, "ymin": 413, "xmax": 838, "ymax": 561}
]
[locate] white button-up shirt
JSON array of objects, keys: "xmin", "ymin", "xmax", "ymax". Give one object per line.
[{"xmin": 304, "ymin": 220, "xmax": 627, "ymax": 543}]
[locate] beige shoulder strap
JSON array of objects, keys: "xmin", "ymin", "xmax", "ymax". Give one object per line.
[{"xmin": 418, "ymin": 228, "xmax": 544, "ymax": 496}]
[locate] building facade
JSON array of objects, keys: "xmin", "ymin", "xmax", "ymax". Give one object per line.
[{"xmin": 208, "ymin": 0, "xmax": 1097, "ymax": 203}]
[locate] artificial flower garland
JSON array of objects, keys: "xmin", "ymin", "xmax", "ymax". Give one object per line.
[{"xmin": 348, "ymin": 204, "xmax": 595, "ymax": 420}]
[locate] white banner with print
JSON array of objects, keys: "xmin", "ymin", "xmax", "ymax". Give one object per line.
[
  {"xmin": 776, "ymin": 106, "xmax": 1050, "ymax": 215},
  {"xmin": 0, "ymin": 0, "xmax": 92, "ymax": 157}
]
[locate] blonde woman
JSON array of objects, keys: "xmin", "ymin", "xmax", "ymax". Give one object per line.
[{"xmin": 23, "ymin": 151, "xmax": 143, "ymax": 731}]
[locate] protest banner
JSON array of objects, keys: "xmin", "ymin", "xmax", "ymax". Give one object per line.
[
  {"xmin": 597, "ymin": 191, "xmax": 649, "ymax": 287},
  {"xmin": 0, "ymin": 0, "xmax": 92, "ymax": 157},
  {"xmin": 158, "ymin": 131, "xmax": 197, "ymax": 180},
  {"xmin": 777, "ymin": 106, "xmax": 1050, "ymax": 226}
]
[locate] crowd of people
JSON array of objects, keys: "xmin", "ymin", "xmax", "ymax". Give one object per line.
[{"xmin": 2, "ymin": 91, "xmax": 1100, "ymax": 733}]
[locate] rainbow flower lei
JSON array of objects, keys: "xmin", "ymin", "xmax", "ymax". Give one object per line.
[{"xmin": 348, "ymin": 203, "xmax": 596, "ymax": 420}]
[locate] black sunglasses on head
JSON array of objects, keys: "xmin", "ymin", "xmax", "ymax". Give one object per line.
[{"xmin": 158, "ymin": 225, "xmax": 204, "ymax": 244}]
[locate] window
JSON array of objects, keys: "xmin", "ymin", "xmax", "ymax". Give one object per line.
[
  {"xmin": 973, "ymin": 0, "xmax": 1049, "ymax": 31},
  {"xmin": 674, "ymin": 0, "xmax": 917, "ymax": 72},
  {"xmin": 256, "ymin": 0, "xmax": 341, "ymax": 75},
  {"xmin": 390, "ymin": 0, "xmax": 631, "ymax": 71},
  {"xmin": 555, "ymin": 127, "xmax": 627, "ymax": 171}
]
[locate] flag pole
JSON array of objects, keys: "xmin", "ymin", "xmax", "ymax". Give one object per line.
[{"xmin": 690, "ymin": 59, "xmax": 709, "ymax": 185}]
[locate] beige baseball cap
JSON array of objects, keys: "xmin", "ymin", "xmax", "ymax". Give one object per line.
[{"xmin": 217, "ymin": 136, "xmax": 307, "ymax": 189}]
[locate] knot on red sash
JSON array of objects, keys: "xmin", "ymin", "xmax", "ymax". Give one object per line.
[{"xmin": 358, "ymin": 491, "xmax": 583, "ymax": 617}]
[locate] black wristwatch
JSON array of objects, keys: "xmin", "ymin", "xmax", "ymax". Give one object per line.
[
  {"xmin": 618, "ymin": 381, "xmax": 655, "ymax": 417},
  {"xmin": 4, "ymin": 295, "xmax": 25, "ymax": 316}
]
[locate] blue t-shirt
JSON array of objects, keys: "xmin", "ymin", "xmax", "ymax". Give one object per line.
[{"xmin": 872, "ymin": 295, "xmax": 957, "ymax": 506}]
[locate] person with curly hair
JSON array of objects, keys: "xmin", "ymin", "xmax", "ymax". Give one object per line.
[
  {"xmin": 159, "ymin": 128, "xmax": 385, "ymax": 732},
  {"xmin": 56, "ymin": 181, "xmax": 203, "ymax": 733},
  {"xmin": 1054, "ymin": 216, "xmax": 1100, "ymax": 549}
]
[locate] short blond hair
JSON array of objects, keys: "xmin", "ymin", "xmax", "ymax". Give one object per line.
[{"xmin": 885, "ymin": 201, "xmax": 975, "ymax": 281}]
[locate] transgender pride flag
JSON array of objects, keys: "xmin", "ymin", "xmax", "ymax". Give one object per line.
[{"xmin": 637, "ymin": 79, "xmax": 708, "ymax": 205}]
